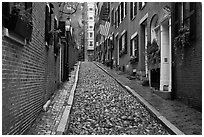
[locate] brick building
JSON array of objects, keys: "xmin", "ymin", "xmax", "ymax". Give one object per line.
[
  {"xmin": 171, "ymin": 3, "xmax": 202, "ymax": 111},
  {"xmin": 83, "ymin": 2, "xmax": 96, "ymax": 61},
  {"xmin": 95, "ymin": 2, "xmax": 202, "ymax": 111},
  {"xmin": 2, "ymin": 2, "xmax": 78, "ymax": 134}
]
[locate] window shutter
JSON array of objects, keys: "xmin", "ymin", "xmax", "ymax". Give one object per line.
[
  {"xmin": 2, "ymin": 2, "xmax": 10, "ymax": 28},
  {"xmin": 134, "ymin": 2, "xmax": 137, "ymax": 16},
  {"xmin": 174, "ymin": 2, "xmax": 181, "ymax": 37},
  {"xmin": 136, "ymin": 35, "xmax": 139, "ymax": 59},
  {"xmin": 190, "ymin": 2, "xmax": 196, "ymax": 40},
  {"xmin": 45, "ymin": 5, "xmax": 49, "ymax": 42},
  {"xmin": 139, "ymin": 2, "xmax": 142, "ymax": 10},
  {"xmin": 54, "ymin": 18, "xmax": 59, "ymax": 54},
  {"xmin": 125, "ymin": 32, "xmax": 127, "ymax": 54},
  {"xmin": 130, "ymin": 39, "xmax": 133, "ymax": 56},
  {"xmin": 118, "ymin": 5, "xmax": 120, "ymax": 25},
  {"xmin": 121, "ymin": 3, "xmax": 124, "ymax": 20},
  {"xmin": 119, "ymin": 36, "xmax": 122, "ymax": 51},
  {"xmin": 130, "ymin": 2, "xmax": 133, "ymax": 20},
  {"xmin": 115, "ymin": 9, "xmax": 117, "ymax": 28},
  {"xmin": 59, "ymin": 21, "xmax": 65, "ymax": 37},
  {"xmin": 25, "ymin": 2, "xmax": 32, "ymax": 13}
]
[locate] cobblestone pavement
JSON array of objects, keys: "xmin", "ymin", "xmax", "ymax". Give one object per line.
[
  {"xmin": 95, "ymin": 62, "xmax": 202, "ymax": 135},
  {"xmin": 25, "ymin": 64, "xmax": 78, "ymax": 135},
  {"xmin": 67, "ymin": 62, "xmax": 170, "ymax": 135}
]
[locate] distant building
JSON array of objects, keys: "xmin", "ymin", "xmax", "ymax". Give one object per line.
[{"xmin": 84, "ymin": 2, "xmax": 95, "ymax": 61}]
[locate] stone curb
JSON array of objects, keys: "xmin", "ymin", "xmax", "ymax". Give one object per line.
[
  {"xmin": 56, "ymin": 62, "xmax": 81, "ymax": 135},
  {"xmin": 94, "ymin": 62, "xmax": 185, "ymax": 135}
]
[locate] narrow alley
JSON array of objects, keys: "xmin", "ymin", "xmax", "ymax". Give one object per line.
[
  {"xmin": 25, "ymin": 61, "xmax": 201, "ymax": 135},
  {"xmin": 2, "ymin": 2, "xmax": 202, "ymax": 135},
  {"xmin": 67, "ymin": 62, "xmax": 169, "ymax": 135},
  {"xmin": 26, "ymin": 62, "xmax": 169, "ymax": 135}
]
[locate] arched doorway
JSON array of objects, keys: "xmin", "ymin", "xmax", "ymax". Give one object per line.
[{"xmin": 149, "ymin": 14, "xmax": 160, "ymax": 89}]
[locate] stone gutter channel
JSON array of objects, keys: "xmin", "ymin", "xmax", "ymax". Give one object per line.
[{"xmin": 94, "ymin": 62, "xmax": 184, "ymax": 135}]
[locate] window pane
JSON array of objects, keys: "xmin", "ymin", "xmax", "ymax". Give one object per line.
[
  {"xmin": 130, "ymin": 2, "xmax": 133, "ymax": 20},
  {"xmin": 134, "ymin": 2, "xmax": 137, "ymax": 16}
]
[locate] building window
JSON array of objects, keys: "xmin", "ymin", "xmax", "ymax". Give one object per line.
[
  {"xmin": 130, "ymin": 2, "xmax": 137, "ymax": 20},
  {"xmin": 118, "ymin": 5, "xmax": 120, "ymax": 26},
  {"xmin": 130, "ymin": 35, "xmax": 139, "ymax": 61},
  {"xmin": 115, "ymin": 8, "xmax": 118, "ymax": 28},
  {"xmin": 89, "ymin": 32, "xmax": 93, "ymax": 38},
  {"xmin": 45, "ymin": 3, "xmax": 53, "ymax": 44},
  {"xmin": 89, "ymin": 16, "xmax": 93, "ymax": 20},
  {"xmin": 139, "ymin": 2, "xmax": 146, "ymax": 10},
  {"xmin": 89, "ymin": 41, "xmax": 93, "ymax": 46},
  {"xmin": 119, "ymin": 31, "xmax": 127, "ymax": 56},
  {"xmin": 121, "ymin": 2, "xmax": 124, "ymax": 21},
  {"xmin": 89, "ymin": 25, "xmax": 93, "ymax": 29},
  {"xmin": 125, "ymin": 2, "xmax": 127, "ymax": 16},
  {"xmin": 134, "ymin": 2, "xmax": 137, "ymax": 16},
  {"xmin": 2, "ymin": 2, "xmax": 33, "ymax": 40},
  {"xmin": 111, "ymin": 9, "xmax": 114, "ymax": 26},
  {"xmin": 54, "ymin": 18, "xmax": 59, "ymax": 55},
  {"xmin": 89, "ymin": 7, "xmax": 93, "ymax": 11},
  {"xmin": 130, "ymin": 2, "xmax": 133, "ymax": 20},
  {"xmin": 174, "ymin": 2, "xmax": 196, "ymax": 39}
]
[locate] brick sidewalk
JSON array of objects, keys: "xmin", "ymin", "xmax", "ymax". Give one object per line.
[
  {"xmin": 94, "ymin": 62, "xmax": 202, "ymax": 135},
  {"xmin": 25, "ymin": 63, "xmax": 79, "ymax": 135}
]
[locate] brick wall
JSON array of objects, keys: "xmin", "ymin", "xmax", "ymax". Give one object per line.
[
  {"xmin": 111, "ymin": 2, "xmax": 171, "ymax": 74},
  {"xmin": 2, "ymin": 2, "xmax": 61, "ymax": 134},
  {"xmin": 172, "ymin": 3, "xmax": 202, "ymax": 111}
]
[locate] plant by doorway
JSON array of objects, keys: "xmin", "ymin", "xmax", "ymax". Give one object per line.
[
  {"xmin": 147, "ymin": 39, "xmax": 160, "ymax": 69},
  {"xmin": 173, "ymin": 26, "xmax": 191, "ymax": 64}
]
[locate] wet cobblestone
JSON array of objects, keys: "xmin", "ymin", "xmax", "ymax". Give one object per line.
[{"xmin": 67, "ymin": 62, "xmax": 170, "ymax": 135}]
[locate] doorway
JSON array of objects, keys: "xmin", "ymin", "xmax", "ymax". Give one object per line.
[{"xmin": 160, "ymin": 19, "xmax": 171, "ymax": 91}]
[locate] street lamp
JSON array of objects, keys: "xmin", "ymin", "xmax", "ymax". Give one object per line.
[
  {"xmin": 65, "ymin": 17, "xmax": 72, "ymax": 31},
  {"xmin": 65, "ymin": 16, "xmax": 72, "ymax": 81}
]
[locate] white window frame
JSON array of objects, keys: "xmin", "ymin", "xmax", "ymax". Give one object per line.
[
  {"xmin": 131, "ymin": 35, "xmax": 138, "ymax": 56},
  {"xmin": 121, "ymin": 33, "xmax": 126, "ymax": 51}
]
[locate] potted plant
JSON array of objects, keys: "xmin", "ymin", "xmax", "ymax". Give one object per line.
[
  {"xmin": 173, "ymin": 26, "xmax": 190, "ymax": 63},
  {"xmin": 147, "ymin": 39, "xmax": 160, "ymax": 69},
  {"xmin": 7, "ymin": 3, "xmax": 33, "ymax": 40},
  {"xmin": 129, "ymin": 55, "xmax": 138, "ymax": 64}
]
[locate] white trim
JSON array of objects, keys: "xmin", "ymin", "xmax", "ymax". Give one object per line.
[
  {"xmin": 115, "ymin": 33, "xmax": 119, "ymax": 38},
  {"xmin": 3, "ymin": 28, "xmax": 26, "ymax": 46},
  {"xmin": 55, "ymin": 15, "xmax": 58, "ymax": 27},
  {"xmin": 121, "ymin": 29, "xmax": 126, "ymax": 36},
  {"xmin": 46, "ymin": 3, "xmax": 50, "ymax": 13},
  {"xmin": 139, "ymin": 13, "xmax": 148, "ymax": 24},
  {"xmin": 169, "ymin": 18, "xmax": 172, "ymax": 92},
  {"xmin": 131, "ymin": 31, "xmax": 138, "ymax": 39}
]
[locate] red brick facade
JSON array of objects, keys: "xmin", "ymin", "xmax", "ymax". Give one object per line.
[
  {"xmin": 2, "ymin": 2, "xmax": 61, "ymax": 134},
  {"xmin": 172, "ymin": 3, "xmax": 202, "ymax": 111},
  {"xmin": 95, "ymin": 2, "xmax": 202, "ymax": 111}
]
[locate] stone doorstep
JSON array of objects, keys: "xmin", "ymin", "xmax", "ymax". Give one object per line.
[{"xmin": 153, "ymin": 90, "xmax": 171, "ymax": 100}]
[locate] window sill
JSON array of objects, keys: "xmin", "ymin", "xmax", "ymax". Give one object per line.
[
  {"xmin": 3, "ymin": 27, "xmax": 26, "ymax": 46},
  {"xmin": 139, "ymin": 5, "xmax": 146, "ymax": 10},
  {"xmin": 131, "ymin": 15, "xmax": 137, "ymax": 21}
]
